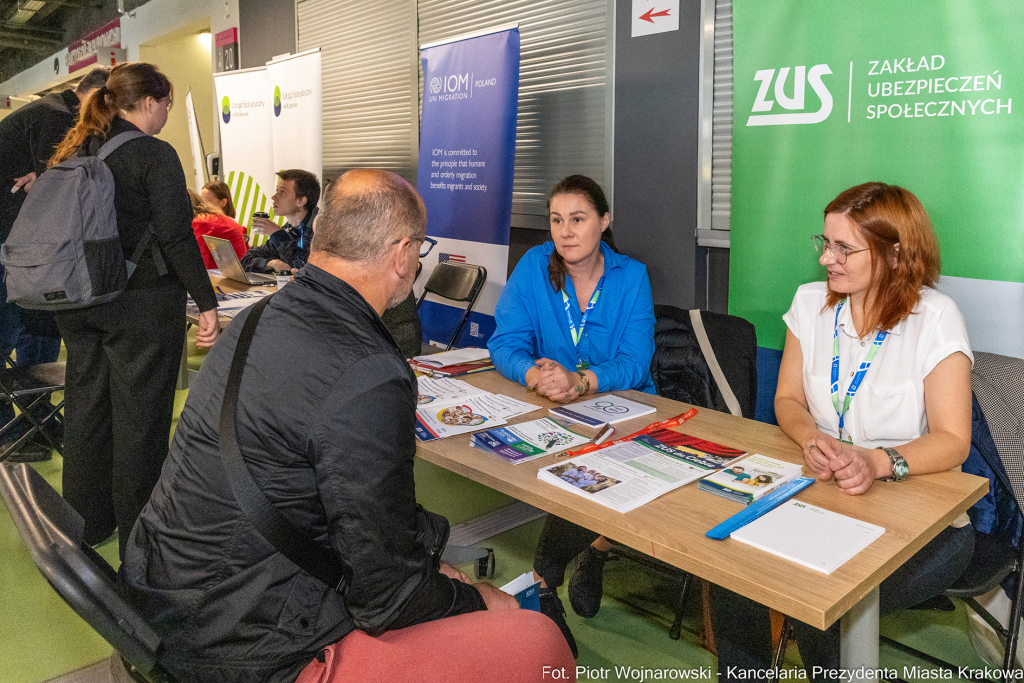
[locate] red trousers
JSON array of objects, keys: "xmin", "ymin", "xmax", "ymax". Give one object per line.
[{"xmin": 295, "ymin": 609, "xmax": 577, "ymax": 683}]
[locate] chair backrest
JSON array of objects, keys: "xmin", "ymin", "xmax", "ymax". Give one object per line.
[
  {"xmin": 0, "ymin": 463, "xmax": 176, "ymax": 683},
  {"xmin": 416, "ymin": 262, "xmax": 488, "ymax": 350},
  {"xmin": 650, "ymin": 305, "xmax": 758, "ymax": 419},
  {"xmin": 420, "ymin": 262, "xmax": 487, "ymax": 303},
  {"xmin": 972, "ymin": 351, "xmax": 1024, "ymax": 506}
]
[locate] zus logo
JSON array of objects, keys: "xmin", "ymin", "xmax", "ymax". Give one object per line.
[{"xmin": 746, "ymin": 64, "xmax": 833, "ymax": 126}]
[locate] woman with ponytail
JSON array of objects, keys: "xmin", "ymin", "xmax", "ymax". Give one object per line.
[
  {"xmin": 50, "ymin": 62, "xmax": 219, "ymax": 559},
  {"xmin": 488, "ymin": 174, "xmax": 656, "ymax": 657}
]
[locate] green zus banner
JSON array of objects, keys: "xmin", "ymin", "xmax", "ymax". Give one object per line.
[{"xmin": 729, "ymin": 1, "xmax": 1024, "ymax": 356}]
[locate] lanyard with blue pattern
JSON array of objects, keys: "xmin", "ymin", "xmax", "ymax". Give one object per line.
[
  {"xmin": 561, "ymin": 275, "xmax": 605, "ymax": 371},
  {"xmin": 830, "ymin": 299, "xmax": 887, "ymax": 443}
]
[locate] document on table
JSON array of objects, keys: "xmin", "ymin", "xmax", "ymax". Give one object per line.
[
  {"xmin": 187, "ymin": 290, "xmax": 274, "ymax": 319},
  {"xmin": 730, "ymin": 500, "xmax": 885, "ymax": 574}
]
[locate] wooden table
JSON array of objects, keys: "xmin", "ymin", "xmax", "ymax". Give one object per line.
[{"xmin": 415, "ymin": 371, "xmax": 987, "ymax": 678}]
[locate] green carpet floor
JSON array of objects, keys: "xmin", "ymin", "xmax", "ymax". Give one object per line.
[{"xmin": 0, "ymin": 389, "xmax": 998, "ymax": 683}]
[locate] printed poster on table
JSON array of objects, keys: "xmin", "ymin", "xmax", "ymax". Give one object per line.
[
  {"xmin": 728, "ymin": 0, "xmax": 1024, "ymax": 358},
  {"xmin": 415, "ymin": 27, "xmax": 520, "ymax": 348},
  {"xmin": 266, "ymin": 49, "xmax": 323, "ymax": 183},
  {"xmin": 214, "ymin": 66, "xmax": 277, "ymax": 244}
]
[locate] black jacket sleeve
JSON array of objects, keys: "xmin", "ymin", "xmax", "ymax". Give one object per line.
[
  {"xmin": 143, "ymin": 141, "xmax": 218, "ymax": 312},
  {"xmin": 312, "ymin": 353, "xmax": 486, "ymax": 635},
  {"xmin": 239, "ymin": 238, "xmax": 281, "ymax": 273}
]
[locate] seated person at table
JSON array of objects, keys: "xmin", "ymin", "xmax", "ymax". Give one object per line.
[
  {"xmin": 200, "ymin": 179, "xmax": 237, "ymax": 218},
  {"xmin": 710, "ymin": 182, "xmax": 974, "ymax": 683},
  {"xmin": 488, "ymin": 174, "xmax": 656, "ymax": 657},
  {"xmin": 188, "ymin": 189, "xmax": 248, "ymax": 269},
  {"xmin": 241, "ymin": 168, "xmax": 318, "ymax": 274},
  {"xmin": 120, "ymin": 169, "xmax": 573, "ymax": 683}
]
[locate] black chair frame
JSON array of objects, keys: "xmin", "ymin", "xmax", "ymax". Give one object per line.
[
  {"xmin": 415, "ymin": 262, "xmax": 487, "ymax": 351},
  {"xmin": 0, "ymin": 360, "xmax": 65, "ymax": 461}
]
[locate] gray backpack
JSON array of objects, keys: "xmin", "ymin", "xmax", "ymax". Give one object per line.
[{"xmin": 0, "ymin": 131, "xmax": 162, "ymax": 311}]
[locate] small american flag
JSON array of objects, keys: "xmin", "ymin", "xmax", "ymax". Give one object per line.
[{"xmin": 438, "ymin": 252, "xmax": 466, "ymax": 263}]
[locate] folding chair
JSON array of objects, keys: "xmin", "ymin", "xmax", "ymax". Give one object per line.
[
  {"xmin": 0, "ymin": 461, "xmax": 177, "ymax": 682},
  {"xmin": 416, "ymin": 262, "xmax": 487, "ymax": 351},
  {"xmin": 0, "ymin": 360, "xmax": 65, "ymax": 462}
]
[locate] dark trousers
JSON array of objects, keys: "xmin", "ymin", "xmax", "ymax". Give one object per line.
[
  {"xmin": 710, "ymin": 523, "xmax": 975, "ymax": 683},
  {"xmin": 533, "ymin": 515, "xmax": 601, "ymax": 588},
  {"xmin": 55, "ymin": 284, "xmax": 186, "ymax": 558}
]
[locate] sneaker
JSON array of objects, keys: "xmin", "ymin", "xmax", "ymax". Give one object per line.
[
  {"xmin": 568, "ymin": 545, "xmax": 609, "ymax": 618},
  {"xmin": 539, "ymin": 587, "xmax": 578, "ymax": 659}
]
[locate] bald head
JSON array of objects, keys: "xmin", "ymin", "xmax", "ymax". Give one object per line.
[{"xmin": 310, "ymin": 169, "xmax": 426, "ymax": 264}]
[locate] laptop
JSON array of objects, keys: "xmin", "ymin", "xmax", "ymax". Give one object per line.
[{"xmin": 203, "ymin": 235, "xmax": 277, "ymax": 285}]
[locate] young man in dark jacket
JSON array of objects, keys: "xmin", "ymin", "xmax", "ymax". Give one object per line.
[
  {"xmin": 120, "ymin": 169, "xmax": 572, "ymax": 683},
  {"xmin": 241, "ymin": 168, "xmax": 319, "ymax": 273}
]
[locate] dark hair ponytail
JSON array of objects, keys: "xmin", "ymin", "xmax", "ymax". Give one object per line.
[
  {"xmin": 546, "ymin": 174, "xmax": 614, "ymax": 292},
  {"xmin": 50, "ymin": 62, "xmax": 172, "ymax": 166}
]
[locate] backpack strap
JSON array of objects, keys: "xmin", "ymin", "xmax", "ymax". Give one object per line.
[
  {"xmin": 97, "ymin": 131, "xmax": 147, "ymax": 160},
  {"xmin": 219, "ymin": 295, "xmax": 346, "ymax": 591},
  {"xmin": 688, "ymin": 309, "xmax": 743, "ymax": 418}
]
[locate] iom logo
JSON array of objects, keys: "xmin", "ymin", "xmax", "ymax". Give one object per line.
[
  {"xmin": 429, "ymin": 77, "xmax": 442, "ymax": 94},
  {"xmin": 274, "ymin": 86, "xmax": 282, "ymax": 116},
  {"xmin": 746, "ymin": 64, "xmax": 833, "ymax": 126},
  {"xmin": 221, "ymin": 96, "xmax": 231, "ymax": 123}
]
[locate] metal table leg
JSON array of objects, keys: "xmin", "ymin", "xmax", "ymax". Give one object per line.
[{"xmin": 841, "ymin": 586, "xmax": 880, "ymax": 682}]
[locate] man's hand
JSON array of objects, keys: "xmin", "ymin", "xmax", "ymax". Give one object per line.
[
  {"xmin": 196, "ymin": 309, "xmax": 220, "ymax": 348},
  {"xmin": 11, "ymin": 172, "xmax": 37, "ymax": 194},
  {"xmin": 439, "ymin": 561, "xmax": 473, "ymax": 585},
  {"xmin": 474, "ymin": 582, "xmax": 520, "ymax": 611},
  {"xmin": 251, "ymin": 216, "xmax": 282, "ymax": 236},
  {"xmin": 267, "ymin": 259, "xmax": 290, "ymax": 273}
]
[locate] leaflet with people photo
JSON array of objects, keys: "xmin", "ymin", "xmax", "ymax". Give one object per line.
[
  {"xmin": 470, "ymin": 417, "xmax": 594, "ymax": 463},
  {"xmin": 414, "ymin": 391, "xmax": 541, "ymax": 441},
  {"xmin": 698, "ymin": 453, "xmax": 805, "ymax": 505},
  {"xmin": 536, "ymin": 430, "xmax": 747, "ymax": 513}
]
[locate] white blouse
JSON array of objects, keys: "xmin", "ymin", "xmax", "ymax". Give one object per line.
[{"xmin": 783, "ymin": 282, "xmax": 973, "ymax": 450}]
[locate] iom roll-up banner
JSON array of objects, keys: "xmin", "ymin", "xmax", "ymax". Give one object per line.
[
  {"xmin": 266, "ymin": 49, "xmax": 323, "ymax": 183},
  {"xmin": 214, "ymin": 66, "xmax": 277, "ymax": 245},
  {"xmin": 729, "ymin": 1, "xmax": 1024, "ymax": 358},
  {"xmin": 416, "ymin": 27, "xmax": 520, "ymax": 348}
]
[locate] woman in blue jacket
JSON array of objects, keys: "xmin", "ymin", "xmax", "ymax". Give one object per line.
[{"xmin": 488, "ymin": 175, "xmax": 656, "ymax": 657}]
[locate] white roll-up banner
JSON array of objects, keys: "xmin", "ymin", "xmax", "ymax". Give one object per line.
[
  {"xmin": 266, "ymin": 49, "xmax": 323, "ymax": 183},
  {"xmin": 214, "ymin": 66, "xmax": 276, "ymax": 243}
]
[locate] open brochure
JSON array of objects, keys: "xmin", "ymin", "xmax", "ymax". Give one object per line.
[
  {"xmin": 412, "ymin": 347, "xmax": 490, "ymax": 368},
  {"xmin": 414, "ymin": 390, "xmax": 541, "ymax": 441},
  {"xmin": 500, "ymin": 571, "xmax": 541, "ymax": 611},
  {"xmin": 187, "ymin": 290, "xmax": 273, "ymax": 320},
  {"xmin": 537, "ymin": 430, "xmax": 747, "ymax": 513},
  {"xmin": 698, "ymin": 453, "xmax": 804, "ymax": 505},
  {"xmin": 731, "ymin": 500, "xmax": 885, "ymax": 574}
]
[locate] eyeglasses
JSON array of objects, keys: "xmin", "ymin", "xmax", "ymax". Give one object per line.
[
  {"xmin": 812, "ymin": 235, "xmax": 869, "ymax": 265},
  {"xmin": 392, "ymin": 235, "xmax": 437, "ymax": 258}
]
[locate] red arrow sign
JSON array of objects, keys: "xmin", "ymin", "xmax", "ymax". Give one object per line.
[{"xmin": 639, "ymin": 7, "xmax": 672, "ymax": 22}]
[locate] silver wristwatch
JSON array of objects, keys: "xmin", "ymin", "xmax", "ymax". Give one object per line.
[{"xmin": 880, "ymin": 447, "xmax": 909, "ymax": 482}]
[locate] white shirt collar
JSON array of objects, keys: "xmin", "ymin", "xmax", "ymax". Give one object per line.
[{"xmin": 836, "ymin": 300, "xmax": 905, "ymax": 338}]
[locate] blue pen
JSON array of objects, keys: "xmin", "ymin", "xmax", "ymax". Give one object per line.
[{"xmin": 705, "ymin": 477, "xmax": 815, "ymax": 540}]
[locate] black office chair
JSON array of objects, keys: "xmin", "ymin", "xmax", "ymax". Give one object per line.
[
  {"xmin": 0, "ymin": 462, "xmax": 177, "ymax": 683},
  {"xmin": 607, "ymin": 305, "xmax": 758, "ymax": 639},
  {"xmin": 0, "ymin": 360, "xmax": 65, "ymax": 462},
  {"xmin": 415, "ymin": 262, "xmax": 487, "ymax": 351}
]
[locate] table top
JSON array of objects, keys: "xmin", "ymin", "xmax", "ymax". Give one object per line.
[
  {"xmin": 414, "ymin": 370, "xmax": 987, "ymax": 630},
  {"xmin": 188, "ymin": 274, "xmax": 277, "ymax": 326}
]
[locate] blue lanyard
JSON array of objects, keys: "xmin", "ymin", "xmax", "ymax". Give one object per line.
[
  {"xmin": 561, "ymin": 275, "xmax": 605, "ymax": 370},
  {"xmin": 830, "ymin": 299, "xmax": 887, "ymax": 443}
]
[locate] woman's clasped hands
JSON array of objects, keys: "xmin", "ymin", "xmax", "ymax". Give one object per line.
[
  {"xmin": 802, "ymin": 431, "xmax": 886, "ymax": 496},
  {"xmin": 526, "ymin": 358, "xmax": 583, "ymax": 404}
]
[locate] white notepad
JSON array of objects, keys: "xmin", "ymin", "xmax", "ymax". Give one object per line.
[{"xmin": 730, "ymin": 500, "xmax": 885, "ymax": 574}]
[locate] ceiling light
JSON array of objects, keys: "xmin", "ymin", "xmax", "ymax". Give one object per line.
[{"xmin": 20, "ymin": 0, "xmax": 46, "ymax": 10}]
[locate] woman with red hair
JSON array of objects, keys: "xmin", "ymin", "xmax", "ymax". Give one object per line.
[{"xmin": 711, "ymin": 182, "xmax": 975, "ymax": 682}]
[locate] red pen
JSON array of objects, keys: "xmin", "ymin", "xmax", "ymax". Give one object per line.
[{"xmin": 560, "ymin": 408, "xmax": 698, "ymax": 457}]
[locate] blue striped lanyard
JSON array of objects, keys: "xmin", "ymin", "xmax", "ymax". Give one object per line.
[
  {"xmin": 830, "ymin": 299, "xmax": 887, "ymax": 443},
  {"xmin": 561, "ymin": 275, "xmax": 605, "ymax": 371}
]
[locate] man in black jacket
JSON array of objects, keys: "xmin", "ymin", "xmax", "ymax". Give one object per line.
[
  {"xmin": 0, "ymin": 67, "xmax": 110, "ymax": 461},
  {"xmin": 121, "ymin": 169, "xmax": 571, "ymax": 683},
  {"xmin": 241, "ymin": 168, "xmax": 318, "ymax": 273}
]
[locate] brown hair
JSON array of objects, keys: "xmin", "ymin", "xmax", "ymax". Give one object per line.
[
  {"xmin": 823, "ymin": 182, "xmax": 940, "ymax": 334},
  {"xmin": 187, "ymin": 189, "xmax": 218, "ymax": 218},
  {"xmin": 50, "ymin": 62, "xmax": 172, "ymax": 166},
  {"xmin": 546, "ymin": 175, "xmax": 616, "ymax": 292},
  {"xmin": 278, "ymin": 168, "xmax": 321, "ymax": 212},
  {"xmin": 202, "ymin": 180, "xmax": 235, "ymax": 218}
]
